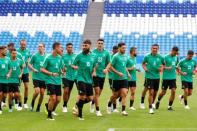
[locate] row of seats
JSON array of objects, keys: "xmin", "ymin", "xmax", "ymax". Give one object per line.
[
  {"xmin": 0, "ymin": 0, "xmax": 87, "ymax": 3},
  {"xmin": 105, "ymin": 1, "xmax": 197, "ymax": 15},
  {"xmin": 0, "ymin": 1, "xmax": 88, "ymax": 15},
  {"xmin": 103, "ymin": 32, "xmax": 197, "ymax": 56},
  {"xmin": 0, "ymin": 31, "xmax": 82, "ymax": 53}
]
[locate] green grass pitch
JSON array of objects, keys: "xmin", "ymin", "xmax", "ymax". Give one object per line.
[{"xmin": 0, "ymin": 73, "xmax": 197, "ymax": 131}]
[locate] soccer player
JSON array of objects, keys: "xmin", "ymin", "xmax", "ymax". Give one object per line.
[
  {"xmin": 155, "ymin": 46, "xmax": 179, "ymax": 111},
  {"xmin": 108, "ymin": 45, "xmax": 119, "ymax": 112},
  {"xmin": 177, "ymin": 50, "xmax": 197, "ymax": 109},
  {"xmin": 61, "ymin": 43, "xmax": 77, "ymax": 113},
  {"xmin": 142, "ymin": 44, "xmax": 164, "ymax": 114},
  {"xmin": 127, "ymin": 47, "xmax": 140, "ymax": 110},
  {"xmin": 5, "ymin": 43, "xmax": 23, "ymax": 109},
  {"xmin": 107, "ymin": 42, "xmax": 130, "ymax": 116},
  {"xmin": 72, "ymin": 39, "xmax": 97, "ymax": 120},
  {"xmin": 29, "ymin": 43, "xmax": 47, "ymax": 112},
  {"xmin": 0, "ymin": 46, "xmax": 11, "ymax": 114},
  {"xmin": 17, "ymin": 40, "xmax": 31, "ymax": 109},
  {"xmin": 90, "ymin": 39, "xmax": 110, "ymax": 116},
  {"xmin": 41, "ymin": 42, "xmax": 63, "ymax": 120},
  {"xmin": 8, "ymin": 48, "xmax": 24, "ymax": 112}
]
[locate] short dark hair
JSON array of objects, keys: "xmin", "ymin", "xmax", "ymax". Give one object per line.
[
  {"xmin": 7, "ymin": 43, "xmax": 14, "ymax": 47},
  {"xmin": 97, "ymin": 39, "xmax": 104, "ymax": 42},
  {"xmin": 0, "ymin": 46, "xmax": 7, "ymax": 50},
  {"xmin": 188, "ymin": 50, "xmax": 194, "ymax": 55},
  {"xmin": 118, "ymin": 42, "xmax": 126, "ymax": 48},
  {"xmin": 152, "ymin": 44, "xmax": 159, "ymax": 47},
  {"xmin": 130, "ymin": 47, "xmax": 137, "ymax": 53},
  {"xmin": 112, "ymin": 45, "xmax": 118, "ymax": 50},
  {"xmin": 172, "ymin": 46, "xmax": 179, "ymax": 52},
  {"xmin": 10, "ymin": 48, "xmax": 16, "ymax": 53},
  {"xmin": 39, "ymin": 43, "xmax": 45, "ymax": 47},
  {"xmin": 20, "ymin": 39, "xmax": 26, "ymax": 43},
  {"xmin": 52, "ymin": 42, "xmax": 61, "ymax": 50},
  {"xmin": 66, "ymin": 43, "xmax": 73, "ymax": 47},
  {"xmin": 83, "ymin": 39, "xmax": 91, "ymax": 45}
]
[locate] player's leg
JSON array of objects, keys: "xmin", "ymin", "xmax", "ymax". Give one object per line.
[
  {"xmin": 8, "ymin": 85, "xmax": 13, "ymax": 112},
  {"xmin": 30, "ymin": 86, "xmax": 40, "ymax": 111},
  {"xmin": 73, "ymin": 82, "xmax": 86, "ymax": 120},
  {"xmin": 140, "ymin": 79, "xmax": 148, "ymax": 109},
  {"xmin": 148, "ymin": 80, "xmax": 155, "ymax": 114},
  {"xmin": 129, "ymin": 81, "xmax": 136, "ymax": 110},
  {"xmin": 152, "ymin": 79, "xmax": 160, "ymax": 109},
  {"xmin": 120, "ymin": 85, "xmax": 128, "ymax": 116},
  {"xmin": 14, "ymin": 84, "xmax": 22, "ymax": 111},
  {"xmin": 183, "ymin": 88, "xmax": 189, "ymax": 109},
  {"xmin": 52, "ymin": 85, "xmax": 61, "ymax": 115},
  {"xmin": 90, "ymin": 77, "xmax": 98, "ymax": 113},
  {"xmin": 22, "ymin": 74, "xmax": 29, "ymax": 109},
  {"xmin": 94, "ymin": 77, "xmax": 104, "ymax": 116},
  {"xmin": 2, "ymin": 84, "xmax": 8, "ymax": 107},
  {"xmin": 167, "ymin": 87, "xmax": 176, "ymax": 110},
  {"xmin": 155, "ymin": 80, "xmax": 168, "ymax": 109},
  {"xmin": 62, "ymin": 78, "xmax": 70, "ymax": 112},
  {"xmin": 46, "ymin": 84, "xmax": 56, "ymax": 120},
  {"xmin": 36, "ymin": 86, "xmax": 45, "ymax": 112},
  {"xmin": 107, "ymin": 80, "xmax": 119, "ymax": 114}
]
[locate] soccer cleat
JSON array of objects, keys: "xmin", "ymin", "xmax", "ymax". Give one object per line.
[
  {"xmin": 62, "ymin": 106, "xmax": 68, "ymax": 113},
  {"xmin": 179, "ymin": 95, "xmax": 183, "ymax": 104},
  {"xmin": 0, "ymin": 110, "xmax": 2, "ymax": 114},
  {"xmin": 36, "ymin": 108, "xmax": 40, "ymax": 112},
  {"xmin": 129, "ymin": 106, "xmax": 136, "ymax": 111},
  {"xmin": 1, "ymin": 102, "xmax": 6, "ymax": 108},
  {"xmin": 184, "ymin": 105, "xmax": 190, "ymax": 110},
  {"xmin": 140, "ymin": 103, "xmax": 145, "ymax": 109},
  {"xmin": 113, "ymin": 109, "xmax": 119, "ymax": 113},
  {"xmin": 121, "ymin": 111, "xmax": 128, "ymax": 116},
  {"xmin": 96, "ymin": 111, "xmax": 103, "ymax": 117},
  {"xmin": 30, "ymin": 106, "xmax": 33, "ymax": 112},
  {"xmin": 45, "ymin": 103, "xmax": 48, "ymax": 114},
  {"xmin": 155, "ymin": 102, "xmax": 160, "ymax": 109},
  {"xmin": 72, "ymin": 106, "xmax": 78, "ymax": 115},
  {"xmin": 78, "ymin": 117, "xmax": 85, "ymax": 121},
  {"xmin": 90, "ymin": 102, "xmax": 95, "ymax": 113},
  {"xmin": 152, "ymin": 103, "xmax": 156, "ymax": 109},
  {"xmin": 8, "ymin": 109, "xmax": 13, "ymax": 113},
  {"xmin": 52, "ymin": 111, "xmax": 58, "ymax": 116},
  {"xmin": 15, "ymin": 104, "xmax": 19, "ymax": 110},
  {"xmin": 149, "ymin": 108, "xmax": 154, "ymax": 114},
  {"xmin": 23, "ymin": 104, "xmax": 29, "ymax": 109},
  {"xmin": 17, "ymin": 106, "xmax": 23, "ymax": 111},
  {"xmin": 107, "ymin": 106, "xmax": 112, "ymax": 114},
  {"xmin": 167, "ymin": 106, "xmax": 174, "ymax": 111},
  {"xmin": 47, "ymin": 116, "xmax": 55, "ymax": 121}
]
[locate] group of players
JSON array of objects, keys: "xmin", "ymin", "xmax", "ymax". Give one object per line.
[{"xmin": 0, "ymin": 39, "xmax": 196, "ymax": 121}]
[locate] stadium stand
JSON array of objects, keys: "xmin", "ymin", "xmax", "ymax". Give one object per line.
[
  {"xmin": 101, "ymin": 0, "xmax": 197, "ymax": 62},
  {"xmin": 0, "ymin": 0, "xmax": 88, "ymax": 53}
]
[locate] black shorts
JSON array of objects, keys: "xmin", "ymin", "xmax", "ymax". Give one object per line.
[
  {"xmin": 162, "ymin": 79, "xmax": 176, "ymax": 90},
  {"xmin": 8, "ymin": 83, "xmax": 20, "ymax": 93},
  {"xmin": 0, "ymin": 83, "xmax": 8, "ymax": 93},
  {"xmin": 21, "ymin": 73, "xmax": 29, "ymax": 83},
  {"xmin": 77, "ymin": 81, "xmax": 93, "ymax": 96},
  {"xmin": 62, "ymin": 78, "xmax": 77, "ymax": 90},
  {"xmin": 144, "ymin": 78, "xmax": 160, "ymax": 91},
  {"xmin": 182, "ymin": 81, "xmax": 193, "ymax": 89},
  {"xmin": 112, "ymin": 80, "xmax": 128, "ymax": 92},
  {"xmin": 93, "ymin": 76, "xmax": 105, "ymax": 89},
  {"xmin": 33, "ymin": 80, "xmax": 46, "ymax": 89},
  {"xmin": 46, "ymin": 84, "xmax": 62, "ymax": 96},
  {"xmin": 109, "ymin": 79, "xmax": 113, "ymax": 90},
  {"xmin": 128, "ymin": 81, "xmax": 136, "ymax": 88}
]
